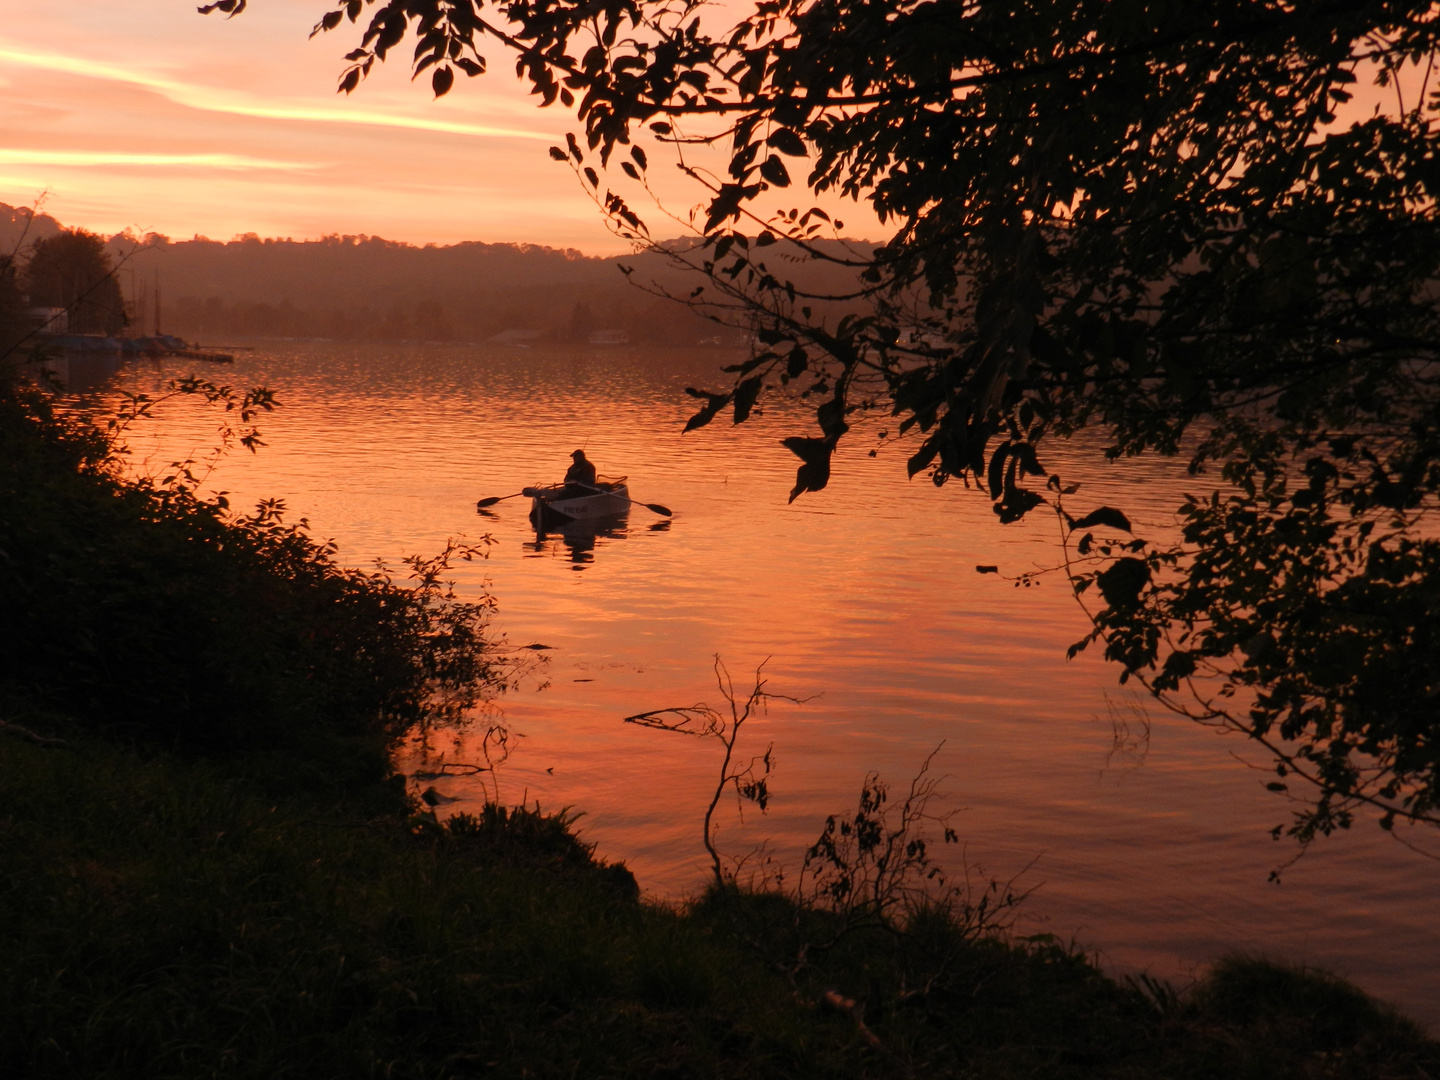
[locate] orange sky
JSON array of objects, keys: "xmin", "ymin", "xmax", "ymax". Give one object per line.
[
  {"xmin": 0, "ymin": 4, "xmax": 1417, "ymax": 254},
  {"xmin": 0, "ymin": 2, "xmax": 749, "ymax": 252}
]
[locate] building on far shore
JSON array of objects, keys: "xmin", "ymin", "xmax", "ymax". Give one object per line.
[{"xmin": 27, "ymin": 307, "xmax": 68, "ymax": 335}]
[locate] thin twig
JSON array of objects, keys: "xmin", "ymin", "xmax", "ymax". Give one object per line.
[{"xmin": 0, "ymin": 719, "xmax": 70, "ymax": 749}]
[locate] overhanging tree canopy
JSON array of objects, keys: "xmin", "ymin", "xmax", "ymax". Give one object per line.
[{"xmin": 210, "ymin": 0, "xmax": 1440, "ymax": 847}]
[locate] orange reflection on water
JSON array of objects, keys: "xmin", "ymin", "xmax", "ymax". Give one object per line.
[{"xmin": 96, "ymin": 341, "xmax": 1440, "ymax": 1028}]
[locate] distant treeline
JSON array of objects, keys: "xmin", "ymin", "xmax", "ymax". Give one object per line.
[
  {"xmin": 164, "ymin": 289, "xmax": 732, "ymax": 346},
  {"xmin": 0, "ymin": 203, "xmax": 867, "ymax": 346},
  {"xmin": 163, "ymin": 277, "xmax": 726, "ymax": 346},
  {"xmin": 150, "ymin": 233, "xmax": 741, "ymax": 345}
]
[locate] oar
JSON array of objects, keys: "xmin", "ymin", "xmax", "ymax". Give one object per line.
[
  {"xmin": 576, "ymin": 481, "xmax": 672, "ymax": 517},
  {"xmin": 476, "ymin": 492, "xmax": 524, "ymax": 509}
]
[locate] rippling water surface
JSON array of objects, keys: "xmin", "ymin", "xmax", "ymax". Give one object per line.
[{"xmin": 83, "ymin": 341, "xmax": 1440, "ymax": 1027}]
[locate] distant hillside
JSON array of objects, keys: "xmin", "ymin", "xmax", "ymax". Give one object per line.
[
  {"xmin": 139, "ymin": 232, "xmax": 718, "ymax": 345},
  {"xmin": 0, "ymin": 202, "xmax": 869, "ymax": 346}
]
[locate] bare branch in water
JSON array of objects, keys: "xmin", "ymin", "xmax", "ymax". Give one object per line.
[{"xmin": 624, "ymin": 655, "xmax": 809, "ymax": 885}]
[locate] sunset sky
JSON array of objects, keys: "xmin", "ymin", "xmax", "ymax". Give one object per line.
[
  {"xmin": 0, "ymin": 4, "xmax": 1411, "ymax": 255},
  {"xmin": 0, "ymin": 1, "xmax": 743, "ymax": 252}
]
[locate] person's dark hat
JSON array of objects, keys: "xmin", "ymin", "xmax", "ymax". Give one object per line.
[{"xmin": 572, "ymin": 449, "xmax": 587, "ymax": 459}]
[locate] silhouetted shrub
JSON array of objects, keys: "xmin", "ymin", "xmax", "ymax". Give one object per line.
[
  {"xmin": 0, "ymin": 379, "xmax": 505, "ymax": 760},
  {"xmin": 431, "ymin": 804, "xmax": 639, "ymax": 902}
]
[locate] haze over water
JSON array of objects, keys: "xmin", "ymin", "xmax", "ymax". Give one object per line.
[{"xmin": 83, "ymin": 340, "xmax": 1440, "ymax": 1028}]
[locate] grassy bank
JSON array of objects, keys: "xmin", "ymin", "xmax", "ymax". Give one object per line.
[{"xmin": 2, "ymin": 733, "xmax": 1436, "ymax": 1079}]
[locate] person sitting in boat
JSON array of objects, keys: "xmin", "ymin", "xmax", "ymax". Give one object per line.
[{"xmin": 562, "ymin": 449, "xmax": 598, "ymax": 496}]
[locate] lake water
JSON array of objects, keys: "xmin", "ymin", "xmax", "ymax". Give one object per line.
[{"xmin": 71, "ymin": 341, "xmax": 1440, "ymax": 1028}]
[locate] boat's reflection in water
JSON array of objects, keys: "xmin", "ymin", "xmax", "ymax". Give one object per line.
[
  {"xmin": 525, "ymin": 512, "xmax": 635, "ymax": 568},
  {"xmin": 481, "ymin": 506, "xmax": 670, "ymax": 569}
]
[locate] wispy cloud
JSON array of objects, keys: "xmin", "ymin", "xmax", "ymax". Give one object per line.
[
  {"xmin": 0, "ymin": 149, "xmax": 311, "ymax": 170},
  {"xmin": 0, "ymin": 46, "xmax": 552, "ymax": 143}
]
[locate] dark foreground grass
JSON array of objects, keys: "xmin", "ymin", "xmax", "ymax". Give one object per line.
[{"xmin": 2, "ymin": 734, "xmax": 1436, "ymax": 1080}]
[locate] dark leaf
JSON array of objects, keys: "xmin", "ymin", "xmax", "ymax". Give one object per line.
[
  {"xmin": 907, "ymin": 440, "xmax": 938, "ymax": 477},
  {"xmin": 1013, "ymin": 442, "xmax": 1045, "ymax": 477},
  {"xmin": 1071, "ymin": 506, "xmax": 1133, "ymax": 533},
  {"xmin": 683, "ymin": 390, "xmax": 732, "ymax": 432},
  {"xmin": 1095, "ymin": 558, "xmax": 1150, "ymax": 610},
  {"xmin": 781, "ymin": 437, "xmax": 832, "ymax": 502},
  {"xmin": 1161, "ymin": 650, "xmax": 1197, "ymax": 680},
  {"xmin": 704, "ymin": 184, "xmax": 749, "ymax": 232},
  {"xmin": 987, "ymin": 444, "xmax": 1010, "ymax": 499},
  {"xmin": 993, "ymin": 488, "xmax": 1044, "ymax": 523},
  {"xmin": 760, "ymin": 155, "xmax": 791, "ymax": 187},
  {"xmin": 766, "ymin": 128, "xmax": 807, "ymax": 156},
  {"xmin": 733, "ymin": 376, "xmax": 763, "ymax": 424}
]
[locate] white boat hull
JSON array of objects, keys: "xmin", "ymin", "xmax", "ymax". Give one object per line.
[{"xmin": 525, "ymin": 483, "xmax": 630, "ymax": 526}]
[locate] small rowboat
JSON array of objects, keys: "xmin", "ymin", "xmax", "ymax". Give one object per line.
[{"xmin": 523, "ymin": 478, "xmax": 630, "ymax": 529}]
